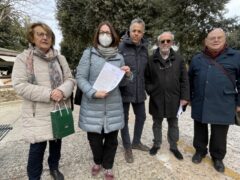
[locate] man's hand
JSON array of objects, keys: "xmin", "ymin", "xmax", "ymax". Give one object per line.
[
  {"xmin": 180, "ymin": 99, "xmax": 188, "ymax": 106},
  {"xmin": 121, "ymin": 66, "xmax": 132, "ymax": 77},
  {"xmin": 236, "ymin": 106, "xmax": 240, "ymax": 112}
]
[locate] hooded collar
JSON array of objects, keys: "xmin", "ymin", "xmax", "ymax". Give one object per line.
[
  {"xmin": 121, "ymin": 31, "xmax": 148, "ymax": 48},
  {"xmin": 153, "ymin": 48, "xmax": 175, "ymax": 63}
]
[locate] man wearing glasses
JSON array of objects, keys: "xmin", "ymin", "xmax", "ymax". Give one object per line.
[
  {"xmin": 145, "ymin": 32, "xmax": 189, "ymax": 160},
  {"xmin": 189, "ymin": 28, "xmax": 240, "ymax": 173}
]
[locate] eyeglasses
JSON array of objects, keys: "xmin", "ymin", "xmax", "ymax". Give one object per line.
[
  {"xmin": 35, "ymin": 32, "xmax": 51, "ymax": 39},
  {"xmin": 207, "ymin": 36, "xmax": 224, "ymax": 42},
  {"xmin": 99, "ymin": 31, "xmax": 112, "ymax": 36},
  {"xmin": 160, "ymin": 39, "xmax": 171, "ymax": 44}
]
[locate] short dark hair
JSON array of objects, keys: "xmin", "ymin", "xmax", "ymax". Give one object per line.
[
  {"xmin": 27, "ymin": 22, "xmax": 55, "ymax": 47},
  {"xmin": 93, "ymin": 21, "xmax": 119, "ymax": 48}
]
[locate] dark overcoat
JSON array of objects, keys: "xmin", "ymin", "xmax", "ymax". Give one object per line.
[
  {"xmin": 145, "ymin": 48, "xmax": 189, "ymax": 118},
  {"xmin": 189, "ymin": 47, "xmax": 240, "ymax": 125},
  {"xmin": 119, "ymin": 34, "xmax": 148, "ymax": 103}
]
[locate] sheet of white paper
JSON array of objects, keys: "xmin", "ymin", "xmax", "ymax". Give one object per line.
[
  {"xmin": 177, "ymin": 105, "xmax": 183, "ymax": 118},
  {"xmin": 93, "ymin": 62, "xmax": 125, "ymax": 92}
]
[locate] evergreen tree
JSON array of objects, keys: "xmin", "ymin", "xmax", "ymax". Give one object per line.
[
  {"xmin": 0, "ymin": 2, "xmax": 28, "ymax": 51},
  {"xmin": 56, "ymin": 0, "xmax": 238, "ymax": 67}
]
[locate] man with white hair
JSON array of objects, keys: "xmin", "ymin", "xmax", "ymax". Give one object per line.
[
  {"xmin": 189, "ymin": 28, "xmax": 240, "ymax": 172},
  {"xmin": 145, "ymin": 31, "xmax": 189, "ymax": 160}
]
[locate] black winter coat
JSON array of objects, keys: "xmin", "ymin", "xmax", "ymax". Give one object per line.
[
  {"xmin": 119, "ymin": 34, "xmax": 148, "ymax": 103},
  {"xmin": 145, "ymin": 48, "xmax": 190, "ymax": 118}
]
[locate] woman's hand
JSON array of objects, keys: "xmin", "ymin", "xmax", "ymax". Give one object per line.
[
  {"xmin": 121, "ymin": 66, "xmax": 132, "ymax": 77},
  {"xmin": 94, "ymin": 91, "xmax": 109, "ymax": 99},
  {"xmin": 51, "ymin": 89, "xmax": 64, "ymax": 102}
]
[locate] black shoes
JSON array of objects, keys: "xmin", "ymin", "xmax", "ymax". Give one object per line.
[
  {"xmin": 213, "ymin": 159, "xmax": 225, "ymax": 173},
  {"xmin": 149, "ymin": 146, "xmax": 160, "ymax": 156},
  {"xmin": 170, "ymin": 148, "xmax": 183, "ymax": 160},
  {"xmin": 192, "ymin": 153, "xmax": 225, "ymax": 173},
  {"xmin": 50, "ymin": 169, "xmax": 64, "ymax": 180},
  {"xmin": 192, "ymin": 152, "xmax": 205, "ymax": 164}
]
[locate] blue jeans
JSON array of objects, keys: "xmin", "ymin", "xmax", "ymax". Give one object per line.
[
  {"xmin": 121, "ymin": 102, "xmax": 146, "ymax": 149},
  {"xmin": 27, "ymin": 139, "xmax": 62, "ymax": 180}
]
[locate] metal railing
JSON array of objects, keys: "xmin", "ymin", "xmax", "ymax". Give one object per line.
[{"xmin": 0, "ymin": 124, "xmax": 13, "ymax": 141}]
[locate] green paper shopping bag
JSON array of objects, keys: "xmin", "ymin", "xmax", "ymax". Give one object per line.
[{"xmin": 51, "ymin": 103, "xmax": 75, "ymax": 138}]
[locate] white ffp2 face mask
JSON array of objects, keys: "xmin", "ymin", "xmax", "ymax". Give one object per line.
[{"xmin": 99, "ymin": 34, "xmax": 112, "ymax": 47}]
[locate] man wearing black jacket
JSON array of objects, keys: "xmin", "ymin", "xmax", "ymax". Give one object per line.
[
  {"xmin": 145, "ymin": 32, "xmax": 189, "ymax": 160},
  {"xmin": 119, "ymin": 18, "xmax": 149, "ymax": 163}
]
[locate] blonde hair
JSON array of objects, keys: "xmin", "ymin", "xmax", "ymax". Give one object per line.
[{"xmin": 27, "ymin": 22, "xmax": 55, "ymax": 47}]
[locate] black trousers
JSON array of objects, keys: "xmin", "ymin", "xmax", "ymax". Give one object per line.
[
  {"xmin": 87, "ymin": 130, "xmax": 118, "ymax": 169},
  {"xmin": 121, "ymin": 102, "xmax": 146, "ymax": 149},
  {"xmin": 152, "ymin": 117, "xmax": 179, "ymax": 149},
  {"xmin": 193, "ymin": 120, "xmax": 229, "ymax": 160},
  {"xmin": 27, "ymin": 139, "xmax": 62, "ymax": 180}
]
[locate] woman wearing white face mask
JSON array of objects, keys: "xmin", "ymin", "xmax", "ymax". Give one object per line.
[{"xmin": 76, "ymin": 22, "xmax": 132, "ymax": 180}]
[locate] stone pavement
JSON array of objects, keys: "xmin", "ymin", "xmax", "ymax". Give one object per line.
[{"xmin": 0, "ymin": 100, "xmax": 240, "ymax": 180}]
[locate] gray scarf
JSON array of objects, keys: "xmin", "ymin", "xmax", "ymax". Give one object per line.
[
  {"xmin": 26, "ymin": 46, "xmax": 63, "ymax": 89},
  {"xmin": 97, "ymin": 45, "xmax": 118, "ymax": 59}
]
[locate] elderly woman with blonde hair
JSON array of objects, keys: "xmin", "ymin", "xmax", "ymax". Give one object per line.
[{"xmin": 12, "ymin": 22, "xmax": 75, "ymax": 180}]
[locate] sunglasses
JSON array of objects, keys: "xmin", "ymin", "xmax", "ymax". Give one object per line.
[{"xmin": 160, "ymin": 39, "xmax": 171, "ymax": 44}]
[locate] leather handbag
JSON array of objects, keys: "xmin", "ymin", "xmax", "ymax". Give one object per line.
[
  {"xmin": 51, "ymin": 103, "xmax": 75, "ymax": 138},
  {"xmin": 74, "ymin": 47, "xmax": 92, "ymax": 106},
  {"xmin": 74, "ymin": 86, "xmax": 83, "ymax": 105},
  {"xmin": 235, "ymin": 112, "xmax": 240, "ymax": 126}
]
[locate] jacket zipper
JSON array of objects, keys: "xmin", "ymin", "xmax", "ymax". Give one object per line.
[
  {"xmin": 136, "ymin": 48, "xmax": 139, "ymax": 102},
  {"xmin": 104, "ymin": 98, "xmax": 107, "ymax": 130}
]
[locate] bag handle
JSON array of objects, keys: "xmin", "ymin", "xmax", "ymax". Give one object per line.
[{"xmin": 54, "ymin": 101, "xmax": 70, "ymax": 117}]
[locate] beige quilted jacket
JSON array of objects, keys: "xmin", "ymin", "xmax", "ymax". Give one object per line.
[{"xmin": 12, "ymin": 48, "xmax": 75, "ymax": 143}]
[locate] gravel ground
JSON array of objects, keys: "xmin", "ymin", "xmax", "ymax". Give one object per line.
[{"xmin": 0, "ymin": 101, "xmax": 239, "ymax": 180}]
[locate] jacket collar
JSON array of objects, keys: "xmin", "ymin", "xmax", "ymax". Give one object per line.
[
  {"xmin": 122, "ymin": 31, "xmax": 148, "ymax": 48},
  {"xmin": 153, "ymin": 48, "xmax": 175, "ymax": 62},
  {"xmin": 200, "ymin": 47, "xmax": 235, "ymax": 60}
]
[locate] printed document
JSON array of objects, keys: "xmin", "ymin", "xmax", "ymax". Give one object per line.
[
  {"xmin": 177, "ymin": 105, "xmax": 183, "ymax": 118},
  {"xmin": 93, "ymin": 62, "xmax": 125, "ymax": 92}
]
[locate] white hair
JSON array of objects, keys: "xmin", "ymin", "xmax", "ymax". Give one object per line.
[{"xmin": 157, "ymin": 31, "xmax": 174, "ymax": 42}]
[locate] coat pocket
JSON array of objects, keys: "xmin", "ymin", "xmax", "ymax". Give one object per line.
[{"xmin": 223, "ymin": 88, "xmax": 237, "ymax": 95}]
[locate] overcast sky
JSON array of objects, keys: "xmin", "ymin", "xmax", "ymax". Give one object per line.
[{"xmin": 24, "ymin": 0, "xmax": 240, "ymax": 51}]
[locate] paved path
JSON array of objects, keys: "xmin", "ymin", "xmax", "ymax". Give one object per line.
[{"xmin": 0, "ymin": 101, "xmax": 239, "ymax": 180}]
